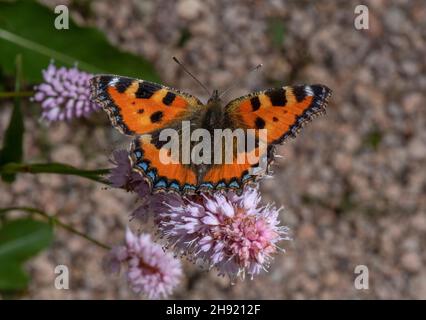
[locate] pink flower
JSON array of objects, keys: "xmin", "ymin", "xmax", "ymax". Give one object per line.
[
  {"xmin": 32, "ymin": 62, "xmax": 99, "ymax": 121},
  {"xmin": 105, "ymin": 228, "xmax": 182, "ymax": 299},
  {"xmin": 108, "ymin": 149, "xmax": 149, "ymax": 197},
  {"xmin": 153, "ymin": 187, "xmax": 290, "ymax": 280}
]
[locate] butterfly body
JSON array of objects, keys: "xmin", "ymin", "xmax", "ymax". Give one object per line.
[
  {"xmin": 204, "ymin": 102, "xmax": 224, "ymax": 131},
  {"xmin": 90, "ymin": 75, "xmax": 331, "ymax": 195}
]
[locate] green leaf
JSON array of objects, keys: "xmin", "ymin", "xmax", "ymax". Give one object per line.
[
  {"xmin": 0, "ymin": 261, "xmax": 29, "ymax": 291},
  {"xmin": 0, "ymin": 219, "xmax": 53, "ymax": 262},
  {"xmin": 0, "ymin": 218, "xmax": 52, "ymax": 290},
  {"xmin": 0, "ymin": 162, "xmax": 110, "ymax": 184},
  {"xmin": 0, "ymin": 0, "xmax": 160, "ymax": 83},
  {"xmin": 0, "ymin": 55, "xmax": 24, "ymax": 182}
]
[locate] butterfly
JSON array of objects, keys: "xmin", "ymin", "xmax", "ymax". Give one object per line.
[{"xmin": 90, "ymin": 69, "xmax": 331, "ymax": 195}]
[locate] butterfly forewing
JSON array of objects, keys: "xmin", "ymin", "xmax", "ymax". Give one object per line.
[
  {"xmin": 225, "ymin": 84, "xmax": 331, "ymax": 144},
  {"xmin": 90, "ymin": 75, "xmax": 202, "ymax": 136}
]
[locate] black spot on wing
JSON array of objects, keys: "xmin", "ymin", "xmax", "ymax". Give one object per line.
[
  {"xmin": 151, "ymin": 130, "xmax": 170, "ymax": 149},
  {"xmin": 135, "ymin": 81, "xmax": 162, "ymax": 99},
  {"xmin": 137, "ymin": 109, "xmax": 144, "ymax": 114},
  {"xmin": 255, "ymin": 117, "xmax": 266, "ymax": 129},
  {"xmin": 250, "ymin": 96, "xmax": 261, "ymax": 111},
  {"xmin": 115, "ymin": 78, "xmax": 133, "ymax": 93},
  {"xmin": 150, "ymin": 111, "xmax": 163, "ymax": 123},
  {"xmin": 265, "ymin": 88, "xmax": 287, "ymax": 106},
  {"xmin": 293, "ymin": 86, "xmax": 307, "ymax": 103},
  {"xmin": 162, "ymin": 92, "xmax": 176, "ymax": 106},
  {"xmin": 272, "ymin": 116, "xmax": 278, "ymax": 122}
]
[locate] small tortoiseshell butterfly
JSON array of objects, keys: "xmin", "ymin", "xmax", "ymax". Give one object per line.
[{"xmin": 90, "ymin": 63, "xmax": 331, "ymax": 195}]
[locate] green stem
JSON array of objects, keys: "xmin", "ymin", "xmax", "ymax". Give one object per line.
[
  {"xmin": 0, "ymin": 91, "xmax": 34, "ymax": 98},
  {"xmin": 0, "ymin": 207, "xmax": 110, "ymax": 250},
  {"xmin": 0, "ymin": 162, "xmax": 111, "ymax": 185}
]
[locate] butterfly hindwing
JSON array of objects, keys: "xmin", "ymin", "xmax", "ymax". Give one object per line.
[
  {"xmin": 130, "ymin": 135, "xmax": 198, "ymax": 194},
  {"xmin": 200, "ymin": 160, "xmax": 258, "ymax": 193},
  {"xmin": 90, "ymin": 75, "xmax": 202, "ymax": 135}
]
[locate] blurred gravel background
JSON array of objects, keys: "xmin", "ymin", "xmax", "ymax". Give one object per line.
[{"xmin": 1, "ymin": 0, "xmax": 425, "ymax": 299}]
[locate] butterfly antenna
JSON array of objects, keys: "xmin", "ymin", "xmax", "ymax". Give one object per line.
[
  {"xmin": 219, "ymin": 63, "xmax": 263, "ymax": 99},
  {"xmin": 173, "ymin": 56, "xmax": 211, "ymax": 96}
]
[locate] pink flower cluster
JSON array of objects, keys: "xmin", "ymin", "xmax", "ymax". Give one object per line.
[
  {"xmin": 107, "ymin": 149, "xmax": 291, "ymax": 297},
  {"xmin": 156, "ymin": 190, "xmax": 290, "ymax": 279},
  {"xmin": 32, "ymin": 63, "xmax": 99, "ymax": 122},
  {"xmin": 105, "ymin": 229, "xmax": 182, "ymax": 299}
]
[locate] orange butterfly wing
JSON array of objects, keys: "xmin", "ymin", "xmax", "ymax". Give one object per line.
[
  {"xmin": 200, "ymin": 85, "xmax": 332, "ymax": 192},
  {"xmin": 130, "ymin": 135, "xmax": 198, "ymax": 193},
  {"xmin": 225, "ymin": 85, "xmax": 331, "ymax": 144},
  {"xmin": 91, "ymin": 75, "xmax": 203, "ymax": 193},
  {"xmin": 199, "ymin": 146, "xmax": 263, "ymax": 193},
  {"xmin": 90, "ymin": 75, "xmax": 202, "ymax": 135}
]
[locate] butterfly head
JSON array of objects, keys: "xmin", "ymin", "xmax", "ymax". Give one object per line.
[{"xmin": 208, "ymin": 89, "xmax": 220, "ymax": 104}]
